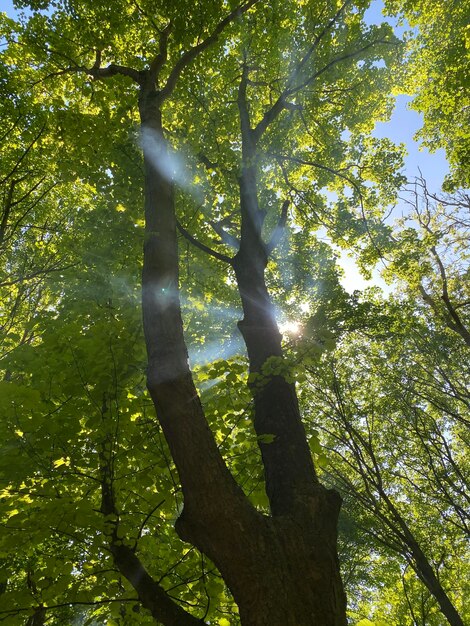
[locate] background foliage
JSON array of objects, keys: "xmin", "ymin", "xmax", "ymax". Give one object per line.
[{"xmin": 0, "ymin": 0, "xmax": 468, "ymax": 624}]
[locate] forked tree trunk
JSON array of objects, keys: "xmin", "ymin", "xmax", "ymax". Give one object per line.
[
  {"xmin": 80, "ymin": 10, "xmax": 460, "ymax": 624},
  {"xmin": 136, "ymin": 81, "xmax": 347, "ymax": 625}
]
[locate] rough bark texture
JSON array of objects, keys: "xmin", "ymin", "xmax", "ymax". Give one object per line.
[
  {"xmin": 230, "ymin": 151, "xmax": 347, "ymax": 626},
  {"xmin": 233, "ymin": 166, "xmax": 319, "ymax": 516},
  {"xmin": 137, "ymin": 82, "xmax": 348, "ymax": 625}
]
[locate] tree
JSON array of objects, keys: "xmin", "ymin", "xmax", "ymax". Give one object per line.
[
  {"xmin": 0, "ymin": 99, "xmax": 76, "ymax": 363},
  {"xmin": 390, "ymin": 177, "xmax": 470, "ymax": 346},
  {"xmin": 294, "ymin": 174, "xmax": 470, "ymax": 626},
  {"xmin": 2, "ymin": 1, "xmax": 460, "ymax": 625},
  {"xmin": 384, "ymin": 0, "xmax": 470, "ymax": 189},
  {"xmin": 303, "ymin": 298, "xmax": 468, "ymax": 626}
]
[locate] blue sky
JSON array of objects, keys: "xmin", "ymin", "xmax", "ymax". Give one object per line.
[
  {"xmin": 336, "ymin": 0, "xmax": 449, "ymax": 293},
  {"xmin": 365, "ymin": 0, "xmax": 448, "ymax": 185},
  {"xmin": 373, "ymin": 95, "xmax": 449, "ymax": 185}
]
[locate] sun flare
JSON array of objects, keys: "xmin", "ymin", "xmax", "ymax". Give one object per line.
[{"xmin": 279, "ymin": 320, "xmax": 301, "ymax": 335}]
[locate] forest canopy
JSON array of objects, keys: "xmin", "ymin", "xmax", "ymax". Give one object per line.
[{"xmin": 0, "ymin": 0, "xmax": 468, "ymax": 625}]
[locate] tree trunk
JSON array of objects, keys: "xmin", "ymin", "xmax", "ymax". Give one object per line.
[
  {"xmin": 229, "ymin": 140, "xmax": 347, "ymax": 622},
  {"xmin": 413, "ymin": 551, "xmax": 465, "ymax": 626},
  {"xmin": 380, "ymin": 489, "xmax": 464, "ymax": 626},
  {"xmin": 26, "ymin": 607, "xmax": 46, "ymax": 626},
  {"xmin": 137, "ymin": 81, "xmax": 347, "ymax": 625}
]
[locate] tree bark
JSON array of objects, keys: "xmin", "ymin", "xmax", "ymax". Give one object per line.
[
  {"xmin": 229, "ymin": 80, "xmax": 346, "ymax": 622},
  {"xmin": 138, "ymin": 82, "xmax": 347, "ymax": 624},
  {"xmin": 138, "ymin": 83, "xmax": 258, "ymax": 564},
  {"xmin": 26, "ymin": 607, "xmax": 46, "ymax": 626},
  {"xmin": 232, "ymin": 171, "xmax": 320, "ymax": 516}
]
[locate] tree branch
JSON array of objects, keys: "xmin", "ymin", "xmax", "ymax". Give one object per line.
[
  {"xmin": 430, "ymin": 246, "xmax": 470, "ymax": 346},
  {"xmin": 136, "ymin": 500, "xmax": 166, "ymax": 541},
  {"xmin": 149, "ymin": 22, "xmax": 173, "ymax": 81},
  {"xmin": 0, "ymin": 180, "xmax": 15, "ymax": 248},
  {"xmin": 0, "ymin": 114, "xmax": 22, "ymax": 144},
  {"xmin": 197, "ymin": 153, "xmax": 219, "ymax": 170},
  {"xmin": 41, "ymin": 49, "xmax": 143, "ymax": 85},
  {"xmin": 290, "ymin": 40, "xmax": 394, "ymax": 97},
  {"xmin": 98, "ymin": 420, "xmax": 204, "ymax": 626},
  {"xmin": 0, "ymin": 263, "xmax": 77, "ymax": 287},
  {"xmin": 0, "ymin": 597, "xmax": 140, "ymax": 620},
  {"xmin": 7, "ymin": 175, "xmax": 47, "ymax": 210},
  {"xmin": 159, "ymin": 0, "xmax": 260, "ymax": 102},
  {"xmin": 237, "ymin": 60, "xmax": 253, "ymax": 144},
  {"xmin": 266, "ymin": 200, "xmax": 289, "ymax": 254},
  {"xmin": 270, "ymin": 151, "xmax": 387, "ymax": 260},
  {"xmin": 0, "ymin": 124, "xmax": 46, "ymax": 186},
  {"xmin": 209, "ymin": 219, "xmax": 240, "ymax": 251},
  {"xmin": 253, "ymin": 0, "xmax": 352, "ymax": 140},
  {"xmin": 268, "ymin": 151, "xmax": 355, "ymax": 185},
  {"xmin": 176, "ymin": 219, "xmax": 233, "ymax": 263},
  {"xmin": 110, "ymin": 542, "xmax": 205, "ymax": 626},
  {"xmin": 86, "ymin": 61, "xmax": 142, "ymax": 83}
]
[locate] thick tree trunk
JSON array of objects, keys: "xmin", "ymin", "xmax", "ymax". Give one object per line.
[
  {"xmin": 234, "ymin": 505, "xmax": 346, "ymax": 626},
  {"xmin": 230, "ymin": 143, "xmax": 347, "ymax": 621},
  {"xmin": 137, "ymin": 83, "xmax": 347, "ymax": 626}
]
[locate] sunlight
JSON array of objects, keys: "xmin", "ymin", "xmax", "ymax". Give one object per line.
[
  {"xmin": 337, "ymin": 251, "xmax": 391, "ymax": 295},
  {"xmin": 279, "ymin": 320, "xmax": 302, "ymax": 335}
]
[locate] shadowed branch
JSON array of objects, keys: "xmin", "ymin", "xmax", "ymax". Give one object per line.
[{"xmin": 176, "ymin": 219, "xmax": 233, "ymax": 263}]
